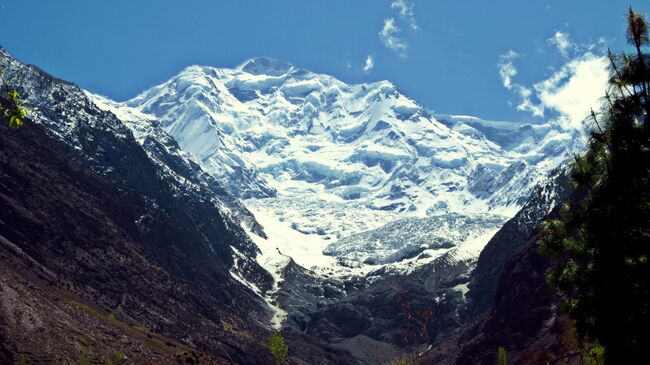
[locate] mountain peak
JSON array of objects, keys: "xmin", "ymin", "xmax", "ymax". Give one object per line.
[{"xmin": 239, "ymin": 57, "xmax": 294, "ymax": 76}]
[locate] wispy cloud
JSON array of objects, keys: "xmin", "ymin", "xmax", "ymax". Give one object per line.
[
  {"xmin": 497, "ymin": 50, "xmax": 542, "ymax": 116},
  {"xmin": 549, "ymin": 31, "xmax": 609, "ymax": 59},
  {"xmin": 363, "ymin": 55, "xmax": 375, "ymax": 73},
  {"xmin": 498, "ymin": 50, "xmax": 520, "ymax": 90},
  {"xmin": 379, "ymin": 18, "xmax": 407, "ymax": 57},
  {"xmin": 391, "ymin": 0, "xmax": 418, "ymax": 31},
  {"xmin": 379, "ymin": 1, "xmax": 418, "ymax": 57},
  {"xmin": 549, "ymin": 31, "xmax": 573, "ymax": 58}
]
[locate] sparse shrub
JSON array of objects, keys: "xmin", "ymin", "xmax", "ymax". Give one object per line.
[
  {"xmin": 497, "ymin": 346, "xmax": 507, "ymax": 365},
  {"xmin": 51, "ymin": 354, "xmax": 62, "ymax": 365},
  {"xmin": 393, "ymin": 293, "xmax": 435, "ymax": 364},
  {"xmin": 183, "ymin": 350, "xmax": 199, "ymax": 364},
  {"xmin": 113, "ymin": 351, "xmax": 124, "ymax": 360},
  {"xmin": 104, "ymin": 350, "xmax": 125, "ymax": 365},
  {"xmin": 267, "ymin": 331, "xmax": 288, "ymax": 364},
  {"xmin": 0, "ymin": 67, "xmax": 28, "ymax": 128},
  {"xmin": 582, "ymin": 343, "xmax": 605, "ymax": 365}
]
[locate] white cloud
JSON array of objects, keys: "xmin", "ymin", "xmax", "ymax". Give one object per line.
[
  {"xmin": 379, "ymin": 18, "xmax": 407, "ymax": 57},
  {"xmin": 498, "ymin": 48, "xmax": 609, "ymax": 130},
  {"xmin": 533, "ymin": 53, "xmax": 609, "ymax": 129},
  {"xmin": 391, "ymin": 0, "xmax": 418, "ymax": 31},
  {"xmin": 498, "ymin": 50, "xmax": 519, "ymax": 90},
  {"xmin": 378, "ymin": 1, "xmax": 418, "ymax": 57},
  {"xmin": 516, "ymin": 86, "xmax": 544, "ymax": 118},
  {"xmin": 363, "ymin": 55, "xmax": 375, "ymax": 73},
  {"xmin": 549, "ymin": 31, "xmax": 608, "ymax": 58},
  {"xmin": 549, "ymin": 31, "xmax": 573, "ymax": 57}
]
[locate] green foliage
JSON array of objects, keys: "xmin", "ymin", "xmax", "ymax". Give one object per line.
[
  {"xmin": 267, "ymin": 331, "xmax": 288, "ymax": 364},
  {"xmin": 18, "ymin": 355, "xmax": 28, "ymax": 365},
  {"xmin": 497, "ymin": 346, "xmax": 507, "ymax": 365},
  {"xmin": 104, "ymin": 351, "xmax": 125, "ymax": 365},
  {"xmin": 0, "ymin": 67, "xmax": 28, "ymax": 128},
  {"xmin": 582, "ymin": 344, "xmax": 606, "ymax": 365},
  {"xmin": 540, "ymin": 7, "xmax": 650, "ymax": 364},
  {"xmin": 113, "ymin": 351, "xmax": 124, "ymax": 361},
  {"xmin": 107, "ymin": 313, "xmax": 117, "ymax": 322}
]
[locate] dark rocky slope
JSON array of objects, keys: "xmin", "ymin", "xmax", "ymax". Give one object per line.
[
  {"xmin": 303, "ymin": 256, "xmax": 468, "ymax": 353},
  {"xmin": 453, "ymin": 234, "xmax": 579, "ymax": 365},
  {"xmin": 422, "ymin": 224, "xmax": 581, "ymax": 365},
  {"xmin": 0, "ymin": 48, "xmax": 272, "ymax": 315},
  {"xmin": 421, "ymin": 170, "xmax": 581, "ymax": 365},
  {"xmin": 466, "ymin": 166, "xmax": 571, "ymax": 318},
  {"xmin": 0, "ymin": 120, "xmax": 264, "ymax": 363}
]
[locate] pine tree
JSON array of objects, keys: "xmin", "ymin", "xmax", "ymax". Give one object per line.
[{"xmin": 540, "ymin": 7, "xmax": 650, "ymax": 363}]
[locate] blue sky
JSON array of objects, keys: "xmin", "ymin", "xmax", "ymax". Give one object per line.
[{"xmin": 1, "ymin": 1, "xmax": 649, "ymax": 122}]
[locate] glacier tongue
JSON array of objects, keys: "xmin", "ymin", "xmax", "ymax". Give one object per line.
[
  {"xmin": 324, "ymin": 213, "xmax": 506, "ymax": 266},
  {"xmin": 100, "ymin": 58, "xmax": 582, "ymax": 275}
]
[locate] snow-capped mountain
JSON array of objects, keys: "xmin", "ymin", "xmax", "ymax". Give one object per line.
[
  {"xmin": 81, "ymin": 57, "xmax": 588, "ymax": 335},
  {"xmin": 103, "ymin": 57, "xmax": 578, "ymax": 275},
  {"xmin": 83, "ymin": 58, "xmax": 588, "ymax": 340}
]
